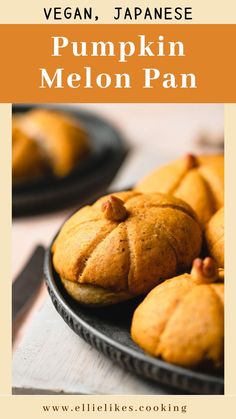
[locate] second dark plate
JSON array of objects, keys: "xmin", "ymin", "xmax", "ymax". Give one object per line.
[
  {"xmin": 44, "ymin": 242, "xmax": 224, "ymax": 396},
  {"xmin": 12, "ymin": 105, "xmax": 127, "ymax": 216}
]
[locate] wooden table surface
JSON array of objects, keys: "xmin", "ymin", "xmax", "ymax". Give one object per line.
[{"xmin": 12, "ymin": 104, "xmax": 223, "ymax": 394}]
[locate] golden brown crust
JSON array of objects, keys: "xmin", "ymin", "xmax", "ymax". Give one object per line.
[
  {"xmin": 52, "ymin": 191, "xmax": 202, "ymax": 305},
  {"xmin": 205, "ymin": 207, "xmax": 224, "ymax": 268},
  {"xmin": 61, "ymin": 278, "xmax": 135, "ymax": 307},
  {"xmin": 136, "ymin": 154, "xmax": 224, "ymax": 225},
  {"xmin": 131, "ymin": 259, "xmax": 224, "ymax": 369},
  {"xmin": 12, "ymin": 109, "xmax": 90, "ymax": 180}
]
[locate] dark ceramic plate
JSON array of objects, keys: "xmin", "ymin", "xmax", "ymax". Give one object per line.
[
  {"xmin": 12, "ymin": 105, "xmax": 127, "ymax": 216},
  {"xmin": 44, "ymin": 242, "xmax": 224, "ymax": 395}
]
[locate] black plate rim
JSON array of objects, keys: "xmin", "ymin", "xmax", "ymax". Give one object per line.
[{"xmin": 44, "ymin": 237, "xmax": 224, "ymax": 395}]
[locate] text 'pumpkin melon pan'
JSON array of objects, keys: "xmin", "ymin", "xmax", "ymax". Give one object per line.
[
  {"xmin": 136, "ymin": 154, "xmax": 224, "ymax": 225},
  {"xmin": 131, "ymin": 257, "xmax": 224, "ymax": 369},
  {"xmin": 52, "ymin": 191, "xmax": 202, "ymax": 306}
]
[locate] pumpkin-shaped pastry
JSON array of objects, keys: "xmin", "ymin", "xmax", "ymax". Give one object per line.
[
  {"xmin": 52, "ymin": 191, "xmax": 202, "ymax": 306},
  {"xmin": 131, "ymin": 257, "xmax": 224, "ymax": 369},
  {"xmin": 12, "ymin": 122, "xmax": 47, "ymax": 180},
  {"xmin": 12, "ymin": 108, "xmax": 90, "ymax": 181},
  {"xmin": 205, "ymin": 207, "xmax": 224, "ymax": 268},
  {"xmin": 136, "ymin": 154, "xmax": 224, "ymax": 225}
]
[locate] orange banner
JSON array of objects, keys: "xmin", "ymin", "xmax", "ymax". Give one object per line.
[{"xmin": 0, "ymin": 24, "xmax": 235, "ymax": 102}]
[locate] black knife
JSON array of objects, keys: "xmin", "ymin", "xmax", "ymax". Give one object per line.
[{"xmin": 12, "ymin": 245, "xmax": 45, "ymax": 321}]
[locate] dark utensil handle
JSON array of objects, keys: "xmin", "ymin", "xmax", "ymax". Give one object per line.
[{"xmin": 12, "ymin": 245, "xmax": 45, "ymax": 321}]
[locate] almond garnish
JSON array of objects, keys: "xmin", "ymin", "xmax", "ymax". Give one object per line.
[
  {"xmin": 185, "ymin": 153, "xmax": 198, "ymax": 169},
  {"xmin": 102, "ymin": 195, "xmax": 127, "ymax": 222}
]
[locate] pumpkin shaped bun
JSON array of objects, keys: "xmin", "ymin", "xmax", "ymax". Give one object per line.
[
  {"xmin": 205, "ymin": 207, "xmax": 224, "ymax": 268},
  {"xmin": 136, "ymin": 154, "xmax": 224, "ymax": 225},
  {"xmin": 12, "ymin": 109, "xmax": 90, "ymax": 181},
  {"xmin": 131, "ymin": 257, "xmax": 224, "ymax": 369},
  {"xmin": 12, "ymin": 122, "xmax": 47, "ymax": 180},
  {"xmin": 52, "ymin": 191, "xmax": 202, "ymax": 306}
]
